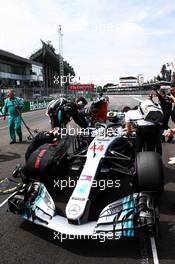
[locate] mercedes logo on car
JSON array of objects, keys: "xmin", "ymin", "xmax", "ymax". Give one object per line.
[{"xmin": 68, "ymin": 204, "xmax": 81, "ymax": 215}]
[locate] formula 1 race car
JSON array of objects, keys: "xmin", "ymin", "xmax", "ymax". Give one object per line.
[{"xmin": 8, "ymin": 122, "xmax": 164, "ymax": 240}]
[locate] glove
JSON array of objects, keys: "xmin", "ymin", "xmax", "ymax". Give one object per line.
[{"xmin": 163, "ymin": 129, "xmax": 174, "ymax": 137}]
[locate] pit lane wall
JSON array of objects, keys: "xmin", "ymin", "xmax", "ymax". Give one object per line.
[
  {"xmin": 24, "ymin": 100, "xmax": 50, "ymax": 112},
  {"xmin": 0, "ymin": 99, "xmax": 51, "ymax": 115}
]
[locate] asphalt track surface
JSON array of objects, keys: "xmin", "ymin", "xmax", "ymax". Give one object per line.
[{"xmin": 0, "ymin": 95, "xmax": 175, "ymax": 264}]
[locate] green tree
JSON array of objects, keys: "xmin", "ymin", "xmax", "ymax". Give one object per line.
[
  {"xmin": 96, "ymin": 86, "xmax": 103, "ymax": 92},
  {"xmin": 103, "ymin": 83, "xmax": 115, "ymax": 88}
]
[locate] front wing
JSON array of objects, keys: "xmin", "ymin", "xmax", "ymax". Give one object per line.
[{"xmin": 8, "ymin": 183, "xmax": 157, "ymax": 240}]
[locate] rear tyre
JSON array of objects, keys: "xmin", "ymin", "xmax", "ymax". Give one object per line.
[{"xmin": 135, "ymin": 151, "xmax": 164, "ymax": 194}]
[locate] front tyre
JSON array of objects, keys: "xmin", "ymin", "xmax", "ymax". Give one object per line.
[{"xmin": 135, "ymin": 151, "xmax": 164, "ymax": 194}]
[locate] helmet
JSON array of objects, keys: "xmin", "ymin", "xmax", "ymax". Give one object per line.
[{"xmin": 76, "ymin": 97, "xmax": 87, "ymax": 108}]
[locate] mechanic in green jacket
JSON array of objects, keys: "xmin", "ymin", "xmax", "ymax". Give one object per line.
[{"xmin": 3, "ymin": 90, "xmax": 24, "ymax": 144}]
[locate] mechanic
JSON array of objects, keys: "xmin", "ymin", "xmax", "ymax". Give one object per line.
[
  {"xmin": 155, "ymin": 88, "xmax": 172, "ymax": 140},
  {"xmin": 125, "ymin": 99, "xmax": 162, "ymax": 154},
  {"xmin": 89, "ymin": 96, "xmax": 108, "ymax": 125},
  {"xmin": 168, "ymin": 83, "xmax": 175, "ymax": 123},
  {"xmin": 2, "ymin": 89, "xmax": 24, "ymax": 144},
  {"xmin": 46, "ymin": 96, "xmax": 67, "ymax": 129},
  {"xmin": 47, "ymin": 96, "xmax": 88, "ymax": 129}
]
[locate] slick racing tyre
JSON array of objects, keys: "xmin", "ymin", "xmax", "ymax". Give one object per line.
[{"xmin": 135, "ymin": 151, "xmax": 164, "ymax": 194}]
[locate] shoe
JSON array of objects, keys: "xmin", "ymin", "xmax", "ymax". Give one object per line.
[
  {"xmin": 10, "ymin": 140, "xmax": 16, "ymax": 144},
  {"xmin": 168, "ymin": 158, "xmax": 175, "ymax": 165},
  {"xmin": 19, "ymin": 137, "xmax": 22, "ymax": 142},
  {"xmin": 169, "ymin": 156, "xmax": 175, "ymax": 160}
]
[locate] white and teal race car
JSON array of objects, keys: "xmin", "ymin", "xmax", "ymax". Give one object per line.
[{"xmin": 8, "ymin": 122, "xmax": 163, "ymax": 240}]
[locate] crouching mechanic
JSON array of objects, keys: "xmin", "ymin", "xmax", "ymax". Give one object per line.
[
  {"xmin": 2, "ymin": 89, "xmax": 24, "ymax": 144},
  {"xmin": 46, "ymin": 96, "xmax": 88, "ymax": 129},
  {"xmin": 125, "ymin": 99, "xmax": 163, "ymax": 154}
]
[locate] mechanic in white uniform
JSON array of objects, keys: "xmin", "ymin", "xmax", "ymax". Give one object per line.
[{"xmin": 125, "ymin": 107, "xmax": 162, "ymax": 154}]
